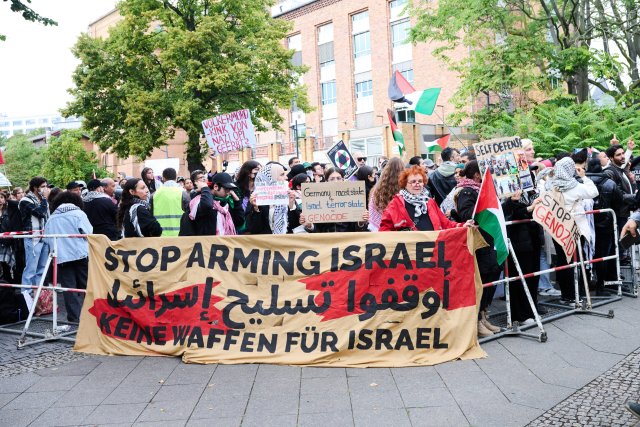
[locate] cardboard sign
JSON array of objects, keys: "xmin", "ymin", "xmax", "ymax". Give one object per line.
[
  {"xmin": 301, "ymin": 181, "xmax": 366, "ymax": 223},
  {"xmin": 473, "ymin": 136, "xmax": 534, "ymax": 198},
  {"xmin": 327, "ymin": 140, "xmax": 358, "ymax": 178},
  {"xmin": 532, "ymin": 191, "xmax": 581, "ymax": 262},
  {"xmin": 202, "ymin": 109, "xmax": 257, "ymax": 155},
  {"xmin": 254, "ymin": 182, "xmax": 289, "ymax": 206},
  {"xmin": 74, "ymin": 229, "xmax": 487, "ymax": 367}
]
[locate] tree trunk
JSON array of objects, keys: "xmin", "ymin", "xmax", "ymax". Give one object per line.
[{"xmin": 186, "ymin": 132, "xmax": 205, "ymax": 173}]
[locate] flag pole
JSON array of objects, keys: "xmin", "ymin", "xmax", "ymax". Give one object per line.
[{"xmin": 431, "ymin": 109, "xmax": 470, "ymax": 150}]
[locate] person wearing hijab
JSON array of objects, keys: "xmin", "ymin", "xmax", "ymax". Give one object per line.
[
  {"xmin": 380, "ymin": 166, "xmax": 468, "ymax": 231},
  {"xmin": 299, "ymin": 168, "xmax": 369, "ymax": 233},
  {"xmin": 451, "ymin": 161, "xmax": 502, "ymax": 336},
  {"xmin": 541, "ymin": 157, "xmax": 599, "ymax": 302},
  {"xmin": 246, "ymin": 163, "xmax": 301, "ymax": 234}
]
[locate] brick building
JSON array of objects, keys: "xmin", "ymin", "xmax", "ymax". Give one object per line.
[{"xmin": 86, "ymin": 1, "xmax": 475, "ymax": 178}]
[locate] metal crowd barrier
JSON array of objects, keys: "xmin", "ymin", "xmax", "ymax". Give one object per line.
[
  {"xmin": 0, "ymin": 232, "xmax": 88, "ymax": 348},
  {"xmin": 479, "ymin": 208, "xmax": 624, "ymax": 344}
]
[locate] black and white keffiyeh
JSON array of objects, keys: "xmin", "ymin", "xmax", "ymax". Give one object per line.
[
  {"xmin": 545, "ymin": 157, "xmax": 578, "ymax": 192},
  {"xmin": 128, "ymin": 197, "xmax": 151, "ymax": 237},
  {"xmin": 400, "ymin": 188, "xmax": 430, "ymax": 218},
  {"xmin": 255, "ymin": 163, "xmax": 288, "ymax": 234}
]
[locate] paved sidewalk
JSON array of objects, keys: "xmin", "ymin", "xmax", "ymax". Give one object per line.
[{"xmin": 1, "ymin": 296, "xmax": 639, "ymax": 426}]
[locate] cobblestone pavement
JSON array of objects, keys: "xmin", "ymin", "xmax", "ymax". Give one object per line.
[
  {"xmin": 529, "ymin": 347, "xmax": 640, "ymax": 427},
  {"xmin": 1, "ymin": 296, "xmax": 640, "ymax": 426}
]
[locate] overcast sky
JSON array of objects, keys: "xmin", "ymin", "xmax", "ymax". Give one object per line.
[{"xmin": 0, "ymin": 0, "xmax": 117, "ymax": 117}]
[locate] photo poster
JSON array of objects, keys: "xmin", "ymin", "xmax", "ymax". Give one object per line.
[
  {"xmin": 202, "ymin": 109, "xmax": 257, "ymax": 155},
  {"xmin": 300, "ymin": 181, "xmax": 366, "ymax": 223},
  {"xmin": 473, "ymin": 136, "xmax": 534, "ymax": 199},
  {"xmin": 327, "ymin": 140, "xmax": 358, "ymax": 178},
  {"xmin": 254, "ymin": 182, "xmax": 289, "ymax": 206}
]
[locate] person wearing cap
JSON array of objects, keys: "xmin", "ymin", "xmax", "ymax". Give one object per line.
[
  {"xmin": 424, "ymin": 158, "xmax": 436, "ymax": 171},
  {"xmin": 186, "ymin": 172, "xmax": 243, "ymax": 236},
  {"xmin": 66, "ymin": 181, "xmax": 83, "ymax": 196},
  {"xmin": 83, "ymin": 179, "xmax": 119, "ymax": 241},
  {"xmin": 150, "ymin": 168, "xmax": 189, "ymax": 237}
]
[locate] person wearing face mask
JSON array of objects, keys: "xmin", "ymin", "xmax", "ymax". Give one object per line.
[
  {"xmin": 299, "ymin": 168, "xmax": 369, "ymax": 233},
  {"xmin": 246, "ymin": 163, "xmax": 301, "ymax": 234},
  {"xmin": 117, "ymin": 178, "xmax": 162, "ymax": 238}
]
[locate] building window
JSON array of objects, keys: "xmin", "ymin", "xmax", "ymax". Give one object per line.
[
  {"xmin": 25, "ymin": 119, "xmax": 36, "ymax": 125},
  {"xmin": 52, "ymin": 117, "xmax": 62, "ymax": 124},
  {"xmin": 0, "ymin": 121, "xmax": 9, "ymax": 127},
  {"xmin": 391, "ymin": 19, "xmax": 410, "ymax": 47},
  {"xmin": 352, "ymin": 10, "xmax": 369, "ymax": 22},
  {"xmin": 355, "ymin": 80, "xmax": 373, "ymax": 98},
  {"xmin": 393, "ymin": 61, "xmax": 414, "ymax": 84},
  {"xmin": 321, "ymin": 81, "xmax": 337, "ymax": 105},
  {"xmin": 12, "ymin": 120, "xmax": 22, "ymax": 126},
  {"xmin": 318, "ymin": 41, "xmax": 334, "ymax": 66},
  {"xmin": 1, "ymin": 131, "xmax": 9, "ymax": 136},
  {"xmin": 39, "ymin": 118, "xmax": 49, "ymax": 124},
  {"xmin": 390, "ymin": 0, "xmax": 408, "ymax": 7},
  {"xmin": 353, "ymin": 32, "xmax": 371, "ymax": 58}
]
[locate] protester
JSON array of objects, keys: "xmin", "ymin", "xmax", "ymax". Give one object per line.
[
  {"xmin": 151, "ymin": 168, "xmax": 189, "ymax": 237},
  {"xmin": 18, "ymin": 177, "xmax": 51, "ymax": 310},
  {"xmin": 380, "ymin": 165, "xmax": 469, "ymax": 231},
  {"xmin": 100, "ymin": 178, "xmax": 117, "ymax": 204},
  {"xmin": 291, "ymin": 172, "xmax": 310, "ymax": 209},
  {"xmin": 427, "ymin": 147, "xmax": 460, "ymax": 205},
  {"xmin": 11, "ymin": 187, "xmax": 24, "ymax": 201},
  {"xmin": 409, "ymin": 156, "xmax": 424, "ymax": 169},
  {"xmin": 3, "ymin": 189, "xmax": 23, "ymax": 283},
  {"xmin": 47, "ymin": 188, "xmax": 62, "ymax": 214},
  {"xmin": 300, "ymin": 168, "xmax": 369, "ymax": 233},
  {"xmin": 141, "ymin": 167, "xmax": 162, "ymax": 195},
  {"xmin": 44, "ymin": 191, "xmax": 92, "ymax": 323},
  {"xmin": 368, "ymin": 157, "xmax": 404, "ymax": 231},
  {"xmin": 541, "ymin": 157, "xmax": 598, "ymax": 302},
  {"xmin": 353, "ymin": 152, "xmax": 367, "ymax": 168},
  {"xmin": 451, "ymin": 161, "xmax": 502, "ymax": 336},
  {"xmin": 246, "ymin": 163, "xmax": 301, "ymax": 234},
  {"xmin": 460, "ymin": 151, "xmax": 476, "ymax": 164},
  {"xmin": 288, "ymin": 157, "xmax": 301, "ymax": 168},
  {"xmin": 310, "ymin": 162, "xmax": 325, "ymax": 183},
  {"xmin": 183, "ymin": 178, "xmax": 194, "ymax": 193},
  {"xmin": 0, "ymin": 191, "xmax": 16, "ymax": 282},
  {"xmin": 66, "ymin": 181, "xmax": 83, "ymax": 196},
  {"xmin": 587, "ymin": 158, "xmax": 624, "ymax": 296},
  {"xmin": 117, "ymin": 178, "xmax": 162, "ymax": 238},
  {"xmin": 83, "ymin": 179, "xmax": 119, "ymax": 241},
  {"xmin": 233, "ymin": 160, "xmax": 261, "ymax": 233},
  {"xmin": 355, "ymin": 165, "xmax": 375, "ymax": 205},
  {"xmin": 287, "ymin": 164, "xmax": 307, "ymax": 181},
  {"xmin": 186, "ymin": 172, "xmax": 241, "ymax": 236},
  {"xmin": 604, "ymin": 144, "xmax": 636, "ymax": 233}
]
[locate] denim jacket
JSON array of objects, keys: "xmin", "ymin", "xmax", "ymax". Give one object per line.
[{"xmin": 44, "ymin": 206, "xmax": 93, "ymax": 264}]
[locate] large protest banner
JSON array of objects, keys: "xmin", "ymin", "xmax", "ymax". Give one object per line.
[
  {"xmin": 532, "ymin": 191, "xmax": 581, "ymax": 262},
  {"xmin": 75, "ymin": 229, "xmax": 487, "ymax": 367},
  {"xmin": 301, "ymin": 181, "xmax": 366, "ymax": 223},
  {"xmin": 473, "ymin": 136, "xmax": 534, "ymax": 198},
  {"xmin": 202, "ymin": 109, "xmax": 257, "ymax": 155}
]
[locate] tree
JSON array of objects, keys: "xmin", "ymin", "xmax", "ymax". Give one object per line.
[
  {"xmin": 409, "ymin": 0, "xmax": 640, "ymax": 112},
  {"xmin": 64, "ymin": 0, "xmax": 309, "ymax": 172},
  {"xmin": 3, "ymin": 132, "xmax": 43, "ymax": 188},
  {"xmin": 2, "ymin": 0, "xmax": 58, "ymax": 41},
  {"xmin": 41, "ymin": 129, "xmax": 107, "ymax": 187}
]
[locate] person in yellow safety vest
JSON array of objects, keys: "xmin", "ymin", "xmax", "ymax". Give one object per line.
[{"xmin": 150, "ymin": 168, "xmax": 190, "ymax": 236}]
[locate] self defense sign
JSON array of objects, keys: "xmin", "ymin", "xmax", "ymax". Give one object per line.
[
  {"xmin": 300, "ymin": 181, "xmax": 366, "ymax": 223},
  {"xmin": 74, "ymin": 230, "xmax": 487, "ymax": 367},
  {"xmin": 532, "ymin": 192, "xmax": 581, "ymax": 262},
  {"xmin": 202, "ymin": 109, "xmax": 257, "ymax": 155}
]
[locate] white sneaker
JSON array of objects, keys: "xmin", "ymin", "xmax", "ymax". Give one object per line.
[
  {"xmin": 55, "ymin": 325, "xmax": 71, "ymax": 333},
  {"xmin": 539, "ymin": 288, "xmax": 561, "ymax": 296},
  {"xmin": 521, "ymin": 318, "xmax": 536, "ymax": 326}
]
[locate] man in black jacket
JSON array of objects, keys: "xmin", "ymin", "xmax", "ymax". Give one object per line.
[
  {"xmin": 427, "ymin": 147, "xmax": 460, "ymax": 205},
  {"xmin": 603, "ymin": 145, "xmax": 636, "ymax": 230},
  {"xmin": 83, "ymin": 179, "xmax": 119, "ymax": 240},
  {"xmin": 189, "ymin": 172, "xmax": 244, "ymax": 236}
]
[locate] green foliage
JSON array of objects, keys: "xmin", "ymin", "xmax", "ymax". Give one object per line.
[
  {"xmin": 3, "ymin": 133, "xmax": 43, "ymax": 188},
  {"xmin": 2, "ymin": 0, "xmax": 58, "ymax": 41},
  {"xmin": 64, "ymin": 0, "xmax": 310, "ymax": 171},
  {"xmin": 41, "ymin": 129, "xmax": 107, "ymax": 187},
  {"xmin": 472, "ymin": 95, "xmax": 640, "ymax": 158}
]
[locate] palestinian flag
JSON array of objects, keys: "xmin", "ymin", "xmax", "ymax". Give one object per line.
[
  {"xmin": 473, "ymin": 169, "xmax": 509, "ymax": 265},
  {"xmin": 387, "ymin": 109, "xmax": 405, "ymax": 155},
  {"xmin": 388, "ymin": 70, "xmax": 416, "ymax": 105},
  {"xmin": 424, "ymin": 134, "xmax": 450, "ymax": 153},
  {"xmin": 405, "ymin": 87, "xmax": 441, "ymax": 115}
]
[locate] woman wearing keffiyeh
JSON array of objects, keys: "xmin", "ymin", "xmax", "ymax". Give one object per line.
[
  {"xmin": 245, "ymin": 163, "xmax": 301, "ymax": 234},
  {"xmin": 379, "ymin": 166, "xmax": 469, "ymax": 232}
]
